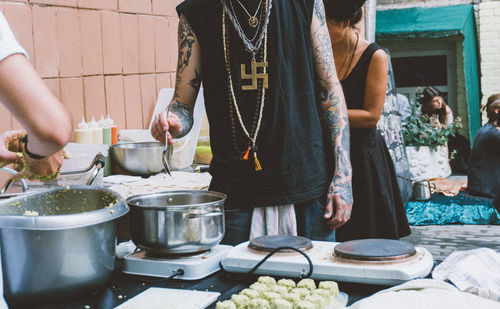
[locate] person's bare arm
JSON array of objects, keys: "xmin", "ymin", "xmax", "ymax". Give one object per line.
[
  {"xmin": 311, "ymin": 0, "xmax": 353, "ymax": 230},
  {"xmin": 0, "ymin": 54, "xmax": 72, "ymax": 156},
  {"xmin": 151, "ymin": 14, "xmax": 202, "ymax": 145},
  {"xmin": 347, "ymin": 49, "xmax": 388, "ymax": 128}
]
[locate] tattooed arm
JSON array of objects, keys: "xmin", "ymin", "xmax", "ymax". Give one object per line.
[
  {"xmin": 151, "ymin": 14, "xmax": 202, "ymax": 145},
  {"xmin": 311, "ymin": 0, "xmax": 353, "ymax": 230}
]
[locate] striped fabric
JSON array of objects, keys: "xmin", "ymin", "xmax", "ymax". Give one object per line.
[{"xmin": 249, "ymin": 205, "xmax": 297, "ymax": 240}]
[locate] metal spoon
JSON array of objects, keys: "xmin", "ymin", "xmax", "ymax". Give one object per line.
[{"xmin": 162, "ymin": 109, "xmax": 172, "ymax": 177}]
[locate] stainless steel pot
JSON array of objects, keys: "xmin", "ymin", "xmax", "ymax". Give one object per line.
[
  {"xmin": 110, "ymin": 142, "xmax": 172, "ymax": 177},
  {"xmin": 412, "ymin": 180, "xmax": 437, "ymax": 201},
  {"xmin": 127, "ymin": 190, "xmax": 226, "ymax": 255},
  {"xmin": 0, "ymin": 186, "xmax": 128, "ymax": 302}
]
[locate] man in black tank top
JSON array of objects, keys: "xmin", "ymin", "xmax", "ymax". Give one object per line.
[{"xmin": 150, "ymin": 0, "xmax": 353, "ymax": 245}]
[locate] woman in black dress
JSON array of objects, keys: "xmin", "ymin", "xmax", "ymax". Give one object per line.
[{"xmin": 323, "ymin": 0, "xmax": 411, "ymax": 241}]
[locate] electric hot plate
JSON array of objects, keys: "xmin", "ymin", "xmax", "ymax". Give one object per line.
[
  {"xmin": 222, "ymin": 239, "xmax": 433, "ymax": 285},
  {"xmin": 249, "ymin": 235, "xmax": 313, "ymax": 252},
  {"xmin": 333, "ymin": 239, "xmax": 417, "ymax": 261}
]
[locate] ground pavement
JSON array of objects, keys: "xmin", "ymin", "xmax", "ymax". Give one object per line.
[{"xmin": 401, "ymin": 224, "xmax": 500, "ymax": 261}]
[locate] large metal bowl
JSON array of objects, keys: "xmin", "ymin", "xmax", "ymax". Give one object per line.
[
  {"xmin": 127, "ymin": 190, "xmax": 226, "ymax": 255},
  {"xmin": 0, "ymin": 186, "xmax": 129, "ymax": 303},
  {"xmin": 110, "ymin": 142, "xmax": 172, "ymax": 177}
]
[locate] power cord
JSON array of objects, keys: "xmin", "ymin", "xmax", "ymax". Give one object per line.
[{"xmin": 219, "ymin": 246, "xmax": 313, "ymax": 281}]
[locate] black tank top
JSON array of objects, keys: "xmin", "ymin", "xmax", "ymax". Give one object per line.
[
  {"xmin": 177, "ymin": 0, "xmax": 331, "ymax": 208},
  {"xmin": 341, "ymin": 42, "xmax": 382, "ymax": 139}
]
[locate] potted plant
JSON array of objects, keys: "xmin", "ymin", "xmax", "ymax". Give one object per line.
[{"xmin": 402, "ymin": 99, "xmax": 462, "ymax": 181}]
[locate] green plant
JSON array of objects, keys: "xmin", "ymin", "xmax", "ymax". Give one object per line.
[{"xmin": 402, "ymin": 99, "xmax": 462, "ymax": 150}]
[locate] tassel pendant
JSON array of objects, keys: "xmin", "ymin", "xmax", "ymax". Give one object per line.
[
  {"xmin": 241, "ymin": 146, "xmax": 251, "ymax": 160},
  {"xmin": 254, "ymin": 151, "xmax": 262, "ymax": 172}
]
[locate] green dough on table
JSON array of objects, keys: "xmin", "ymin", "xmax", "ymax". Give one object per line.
[
  {"xmin": 272, "ymin": 285, "xmax": 288, "ymax": 295},
  {"xmin": 250, "ymin": 282, "xmax": 269, "ymax": 294},
  {"xmin": 297, "ymin": 278, "xmax": 316, "ymax": 290},
  {"xmin": 277, "ymin": 279, "xmax": 296, "ymax": 289},
  {"xmin": 282, "ymin": 292, "xmax": 301, "ymax": 304},
  {"xmin": 258, "ymin": 276, "xmax": 277, "ymax": 286},
  {"xmin": 291, "ymin": 287, "xmax": 310, "ymax": 299},
  {"xmin": 318, "ymin": 281, "xmax": 339, "ymax": 297},
  {"xmin": 305, "ymin": 294, "xmax": 327, "ymax": 308},
  {"xmin": 231, "ymin": 294, "xmax": 249, "ymax": 307},
  {"xmin": 248, "ymin": 298, "xmax": 270, "ymax": 309},
  {"xmin": 296, "ymin": 300, "xmax": 317, "ymax": 309},
  {"xmin": 270, "ymin": 298, "xmax": 293, "ymax": 309},
  {"xmin": 311, "ymin": 288, "xmax": 332, "ymax": 302},
  {"xmin": 240, "ymin": 288, "xmax": 260, "ymax": 299},
  {"xmin": 216, "ymin": 300, "xmax": 237, "ymax": 309},
  {"xmin": 262, "ymin": 291, "xmax": 281, "ymax": 301}
]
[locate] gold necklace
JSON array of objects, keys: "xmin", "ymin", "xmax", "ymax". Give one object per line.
[
  {"xmin": 338, "ymin": 32, "xmax": 359, "ymax": 81},
  {"xmin": 223, "ymin": 4, "xmax": 268, "ymax": 171},
  {"xmin": 234, "ymin": 0, "xmax": 262, "ymax": 28}
]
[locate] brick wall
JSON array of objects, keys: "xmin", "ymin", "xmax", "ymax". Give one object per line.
[
  {"xmin": 0, "ymin": 0, "xmax": 182, "ymax": 134},
  {"xmin": 478, "ymin": 0, "xmax": 500, "ymax": 122}
]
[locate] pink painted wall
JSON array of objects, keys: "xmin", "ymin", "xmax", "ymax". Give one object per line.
[{"xmin": 0, "ymin": 0, "xmax": 181, "ymax": 134}]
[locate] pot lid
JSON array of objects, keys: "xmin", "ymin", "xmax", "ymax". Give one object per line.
[
  {"xmin": 0, "ymin": 186, "xmax": 129, "ymax": 230},
  {"xmin": 248, "ymin": 235, "xmax": 313, "ymax": 252},
  {"xmin": 333, "ymin": 239, "xmax": 416, "ymax": 261}
]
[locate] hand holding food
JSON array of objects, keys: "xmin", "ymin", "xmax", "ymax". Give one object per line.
[
  {"xmin": 7, "ymin": 134, "xmax": 70, "ymax": 182},
  {"xmin": 0, "ymin": 130, "xmax": 25, "ymax": 168}
]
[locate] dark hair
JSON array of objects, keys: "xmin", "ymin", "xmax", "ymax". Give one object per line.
[
  {"xmin": 484, "ymin": 93, "xmax": 500, "ymax": 122},
  {"xmin": 419, "ymin": 86, "xmax": 449, "ymax": 125},
  {"xmin": 324, "ymin": 0, "xmax": 367, "ymax": 25}
]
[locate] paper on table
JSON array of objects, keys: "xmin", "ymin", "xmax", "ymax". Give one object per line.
[{"xmin": 114, "ymin": 287, "xmax": 220, "ymax": 309}]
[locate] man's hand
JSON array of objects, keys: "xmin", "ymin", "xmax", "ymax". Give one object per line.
[
  {"xmin": 0, "ymin": 130, "xmax": 25, "ymax": 168},
  {"xmin": 323, "ymin": 181, "xmax": 353, "ymax": 230},
  {"xmin": 15, "ymin": 149, "xmax": 64, "ymax": 182},
  {"xmin": 150, "ymin": 109, "xmax": 183, "ymax": 146}
]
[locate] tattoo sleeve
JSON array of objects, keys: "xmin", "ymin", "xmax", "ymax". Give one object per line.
[
  {"xmin": 169, "ymin": 100, "xmax": 194, "ymax": 139},
  {"xmin": 177, "ymin": 15, "xmax": 196, "ymax": 73},
  {"xmin": 311, "ymin": 0, "xmax": 353, "ymax": 205},
  {"xmin": 170, "ymin": 15, "xmax": 202, "ymax": 139}
]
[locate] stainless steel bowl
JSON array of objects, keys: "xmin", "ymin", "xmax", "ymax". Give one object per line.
[
  {"xmin": 127, "ymin": 190, "xmax": 226, "ymax": 255},
  {"xmin": 0, "ymin": 186, "xmax": 129, "ymax": 302},
  {"xmin": 110, "ymin": 142, "xmax": 172, "ymax": 177}
]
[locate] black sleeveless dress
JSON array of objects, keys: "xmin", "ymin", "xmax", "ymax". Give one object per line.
[{"xmin": 336, "ymin": 43, "xmax": 411, "ymax": 241}]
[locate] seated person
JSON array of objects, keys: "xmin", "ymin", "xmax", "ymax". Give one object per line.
[{"xmin": 467, "ymin": 94, "xmax": 500, "ymax": 199}]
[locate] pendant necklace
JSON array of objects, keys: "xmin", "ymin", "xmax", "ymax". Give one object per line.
[
  {"xmin": 223, "ymin": 1, "xmax": 268, "ymax": 171},
  {"xmin": 234, "ymin": 0, "xmax": 262, "ymax": 28},
  {"xmin": 222, "ymin": 0, "xmax": 272, "ymax": 91},
  {"xmin": 339, "ymin": 32, "xmax": 359, "ymax": 81}
]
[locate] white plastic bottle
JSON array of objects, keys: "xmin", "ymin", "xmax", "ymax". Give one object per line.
[
  {"xmin": 73, "ymin": 117, "xmax": 93, "ymax": 143},
  {"xmin": 89, "ymin": 116, "xmax": 103, "ymax": 144}
]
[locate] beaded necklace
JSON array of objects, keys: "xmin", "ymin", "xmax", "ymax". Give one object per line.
[{"xmin": 223, "ymin": 1, "xmax": 268, "ymax": 172}]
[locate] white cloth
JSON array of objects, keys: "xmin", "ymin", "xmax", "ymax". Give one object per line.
[
  {"xmin": 0, "ymin": 12, "xmax": 28, "ymax": 62},
  {"xmin": 432, "ymin": 248, "xmax": 500, "ymax": 302},
  {"xmin": 348, "ymin": 279, "xmax": 500, "ymax": 309},
  {"xmin": 250, "ymin": 205, "xmax": 297, "ymax": 239}
]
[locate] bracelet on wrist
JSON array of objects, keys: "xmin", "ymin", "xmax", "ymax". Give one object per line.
[{"xmin": 21, "ymin": 135, "xmax": 47, "ymax": 160}]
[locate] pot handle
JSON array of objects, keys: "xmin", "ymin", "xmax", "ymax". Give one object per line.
[
  {"xmin": 429, "ymin": 181, "xmax": 437, "ymax": 194},
  {"xmin": 186, "ymin": 211, "xmax": 223, "ymax": 219}
]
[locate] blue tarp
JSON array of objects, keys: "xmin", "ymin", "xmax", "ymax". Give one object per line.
[{"xmin": 405, "ymin": 193, "xmax": 500, "ymax": 225}]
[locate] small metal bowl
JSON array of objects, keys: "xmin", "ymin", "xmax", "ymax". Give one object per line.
[{"xmin": 110, "ymin": 142, "xmax": 172, "ymax": 177}]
